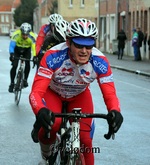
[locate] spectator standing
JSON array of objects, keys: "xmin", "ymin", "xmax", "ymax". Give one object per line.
[
  {"xmin": 117, "ymin": 29, "xmax": 127, "ymax": 59},
  {"xmin": 147, "ymin": 35, "xmax": 150, "ymax": 58},
  {"xmin": 136, "ymin": 27, "xmax": 144, "ymax": 61},
  {"xmin": 132, "ymin": 28, "xmax": 138, "ymax": 61}
]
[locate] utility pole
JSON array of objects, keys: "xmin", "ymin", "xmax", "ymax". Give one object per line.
[{"xmin": 126, "ymin": 0, "xmax": 129, "ymax": 56}]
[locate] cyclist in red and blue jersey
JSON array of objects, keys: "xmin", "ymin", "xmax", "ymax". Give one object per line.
[
  {"xmin": 29, "ymin": 18, "xmax": 123, "ymax": 165},
  {"xmin": 9, "ymin": 22, "xmax": 36, "ymax": 93},
  {"xmin": 34, "ymin": 13, "xmax": 64, "ymax": 67}
]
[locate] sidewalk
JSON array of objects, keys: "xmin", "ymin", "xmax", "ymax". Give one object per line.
[{"xmin": 105, "ymin": 53, "xmax": 150, "ymax": 77}]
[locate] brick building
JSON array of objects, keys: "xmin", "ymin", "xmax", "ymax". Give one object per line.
[
  {"xmin": 99, "ymin": 0, "xmax": 150, "ymax": 59},
  {"xmin": 1, "ymin": 0, "xmax": 150, "ymax": 59},
  {"xmin": 0, "ymin": 0, "xmax": 21, "ymax": 35}
]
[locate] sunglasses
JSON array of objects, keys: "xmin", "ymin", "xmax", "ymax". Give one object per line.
[
  {"xmin": 72, "ymin": 41, "xmax": 94, "ymax": 50},
  {"xmin": 22, "ymin": 33, "xmax": 29, "ymax": 36}
]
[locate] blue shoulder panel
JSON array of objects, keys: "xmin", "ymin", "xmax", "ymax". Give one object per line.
[
  {"xmin": 46, "ymin": 48, "xmax": 69, "ymax": 70},
  {"xmin": 90, "ymin": 55, "xmax": 108, "ymax": 74},
  {"xmin": 44, "ymin": 25, "xmax": 51, "ymax": 34}
]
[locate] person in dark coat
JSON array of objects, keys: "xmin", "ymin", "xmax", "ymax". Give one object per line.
[
  {"xmin": 147, "ymin": 35, "xmax": 150, "ymax": 59},
  {"xmin": 143, "ymin": 31, "xmax": 147, "ymax": 54},
  {"xmin": 117, "ymin": 29, "xmax": 127, "ymax": 59},
  {"xmin": 137, "ymin": 27, "xmax": 144, "ymax": 61}
]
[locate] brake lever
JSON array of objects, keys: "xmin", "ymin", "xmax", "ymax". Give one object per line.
[
  {"xmin": 104, "ymin": 125, "xmax": 115, "ymax": 140},
  {"xmin": 104, "ymin": 113, "xmax": 115, "ymax": 140}
]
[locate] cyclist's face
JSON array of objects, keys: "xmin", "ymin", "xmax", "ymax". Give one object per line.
[
  {"xmin": 22, "ymin": 34, "xmax": 28, "ymax": 40},
  {"xmin": 67, "ymin": 39, "xmax": 93, "ymax": 64}
]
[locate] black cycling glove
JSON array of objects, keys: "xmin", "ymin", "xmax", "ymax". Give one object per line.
[
  {"xmin": 36, "ymin": 107, "xmax": 55, "ymax": 132},
  {"xmin": 32, "ymin": 56, "xmax": 39, "ymax": 65},
  {"xmin": 107, "ymin": 110, "xmax": 123, "ymax": 133},
  {"xmin": 31, "ymin": 119, "xmax": 41, "ymax": 143},
  {"xmin": 9, "ymin": 53, "xmax": 15, "ymax": 62}
]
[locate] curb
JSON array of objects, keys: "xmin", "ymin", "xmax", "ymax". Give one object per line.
[{"xmin": 111, "ymin": 65, "xmax": 150, "ymax": 77}]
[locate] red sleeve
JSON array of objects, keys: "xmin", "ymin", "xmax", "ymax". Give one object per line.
[
  {"xmin": 29, "ymin": 52, "xmax": 54, "ymax": 115},
  {"xmin": 97, "ymin": 57, "xmax": 120, "ymax": 112},
  {"xmin": 36, "ymin": 25, "xmax": 46, "ymax": 55},
  {"xmin": 99, "ymin": 82, "xmax": 120, "ymax": 112}
]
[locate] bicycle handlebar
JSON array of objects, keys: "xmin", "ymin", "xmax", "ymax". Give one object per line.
[
  {"xmin": 31, "ymin": 112, "xmax": 115, "ymax": 143},
  {"xmin": 14, "ymin": 56, "xmax": 33, "ymax": 62},
  {"xmin": 14, "ymin": 56, "xmax": 35, "ymax": 68},
  {"xmin": 54, "ymin": 112, "xmax": 115, "ymax": 140}
]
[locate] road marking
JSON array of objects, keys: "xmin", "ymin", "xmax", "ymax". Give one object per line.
[{"xmin": 116, "ymin": 79, "xmax": 150, "ymax": 92}]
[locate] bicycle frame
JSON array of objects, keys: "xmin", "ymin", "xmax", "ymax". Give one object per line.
[
  {"xmin": 51, "ymin": 107, "xmax": 114, "ymax": 165},
  {"xmin": 14, "ymin": 56, "xmax": 25, "ymax": 105},
  {"xmin": 67, "ymin": 108, "xmax": 85, "ymax": 165},
  {"xmin": 14, "ymin": 55, "xmax": 33, "ymax": 105},
  {"xmin": 32, "ymin": 102, "xmax": 114, "ymax": 165}
]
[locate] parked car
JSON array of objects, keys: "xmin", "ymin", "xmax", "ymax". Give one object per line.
[{"xmin": 9, "ymin": 29, "xmax": 16, "ymax": 38}]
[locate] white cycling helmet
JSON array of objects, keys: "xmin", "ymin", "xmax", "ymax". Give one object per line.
[
  {"xmin": 66, "ymin": 18, "xmax": 98, "ymax": 39},
  {"xmin": 48, "ymin": 13, "xmax": 63, "ymax": 24},
  {"xmin": 20, "ymin": 22, "xmax": 31, "ymax": 35},
  {"xmin": 53, "ymin": 19, "xmax": 69, "ymax": 42}
]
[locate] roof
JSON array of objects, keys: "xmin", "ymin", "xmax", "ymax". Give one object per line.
[
  {"xmin": 0, "ymin": 0, "xmax": 20, "ymax": 11},
  {"xmin": 12, "ymin": 0, "xmax": 21, "ymax": 8},
  {"xmin": 0, "ymin": 0, "xmax": 43, "ymax": 12}
]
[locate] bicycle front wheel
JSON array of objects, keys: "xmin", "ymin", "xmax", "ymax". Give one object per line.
[
  {"xmin": 67, "ymin": 152, "xmax": 85, "ymax": 165},
  {"xmin": 14, "ymin": 88, "xmax": 22, "ymax": 106},
  {"xmin": 14, "ymin": 70, "xmax": 23, "ymax": 105}
]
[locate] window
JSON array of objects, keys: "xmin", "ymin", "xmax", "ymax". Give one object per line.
[
  {"xmin": 1, "ymin": 15, "xmax": 4, "ymax": 22},
  {"xmin": 69, "ymin": 0, "xmax": 73, "ymax": 7},
  {"xmin": 5, "ymin": 15, "xmax": 9, "ymax": 22},
  {"xmin": 1, "ymin": 25, "xmax": 9, "ymax": 33},
  {"xmin": 81, "ymin": 0, "xmax": 84, "ymax": 7},
  {"xmin": 95, "ymin": 0, "xmax": 98, "ymax": 8}
]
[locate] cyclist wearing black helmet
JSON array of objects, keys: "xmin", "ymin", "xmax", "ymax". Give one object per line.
[
  {"xmin": 33, "ymin": 13, "xmax": 69, "ymax": 68},
  {"xmin": 8, "ymin": 22, "xmax": 36, "ymax": 93}
]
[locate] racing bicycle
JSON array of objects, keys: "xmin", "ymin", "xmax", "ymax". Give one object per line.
[
  {"xmin": 13, "ymin": 55, "xmax": 33, "ymax": 105},
  {"xmin": 32, "ymin": 102, "xmax": 115, "ymax": 165}
]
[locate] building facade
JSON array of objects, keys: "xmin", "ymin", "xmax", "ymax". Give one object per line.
[
  {"xmin": 1, "ymin": 0, "xmax": 150, "ymax": 59},
  {"xmin": 99, "ymin": 0, "xmax": 150, "ymax": 59},
  {"xmin": 0, "ymin": 0, "xmax": 21, "ymax": 35}
]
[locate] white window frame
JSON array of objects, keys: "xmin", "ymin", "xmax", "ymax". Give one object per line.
[
  {"xmin": 5, "ymin": 15, "xmax": 9, "ymax": 22},
  {"xmin": 1, "ymin": 15, "xmax": 4, "ymax": 22},
  {"xmin": 80, "ymin": 0, "xmax": 84, "ymax": 7},
  {"xmin": 69, "ymin": 0, "xmax": 73, "ymax": 7},
  {"xmin": 1, "ymin": 25, "xmax": 9, "ymax": 33},
  {"xmin": 110, "ymin": 14, "xmax": 115, "ymax": 41}
]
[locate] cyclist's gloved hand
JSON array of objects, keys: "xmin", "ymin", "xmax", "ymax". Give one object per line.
[
  {"xmin": 38, "ymin": 50, "xmax": 45, "ymax": 61},
  {"xmin": 9, "ymin": 53, "xmax": 15, "ymax": 62},
  {"xmin": 36, "ymin": 107, "xmax": 55, "ymax": 132},
  {"xmin": 31, "ymin": 120, "xmax": 41, "ymax": 143},
  {"xmin": 32, "ymin": 56, "xmax": 39, "ymax": 65},
  {"xmin": 107, "ymin": 110, "xmax": 123, "ymax": 133}
]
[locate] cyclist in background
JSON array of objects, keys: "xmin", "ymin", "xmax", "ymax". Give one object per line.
[
  {"xmin": 8, "ymin": 22, "xmax": 36, "ymax": 93},
  {"xmin": 29, "ymin": 18, "xmax": 123, "ymax": 165},
  {"xmin": 34, "ymin": 13, "xmax": 65, "ymax": 67}
]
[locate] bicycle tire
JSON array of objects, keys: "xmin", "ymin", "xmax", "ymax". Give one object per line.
[
  {"xmin": 67, "ymin": 151, "xmax": 85, "ymax": 165},
  {"xmin": 14, "ymin": 69, "xmax": 23, "ymax": 105},
  {"xmin": 47, "ymin": 136, "xmax": 62, "ymax": 165}
]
